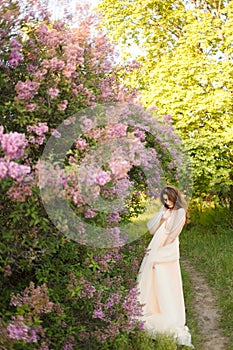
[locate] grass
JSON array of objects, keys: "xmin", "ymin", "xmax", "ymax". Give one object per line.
[
  {"xmin": 180, "ymin": 265, "xmax": 204, "ymax": 349},
  {"xmin": 180, "ymin": 205, "xmax": 233, "ymax": 350}
]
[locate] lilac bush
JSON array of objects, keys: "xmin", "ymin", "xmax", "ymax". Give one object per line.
[{"xmin": 37, "ymin": 103, "xmax": 185, "ymax": 248}]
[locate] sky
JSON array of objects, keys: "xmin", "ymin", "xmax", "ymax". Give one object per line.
[
  {"xmin": 46, "ymin": 0, "xmax": 141, "ymax": 60},
  {"xmin": 47, "ymin": 0, "xmax": 100, "ymax": 19}
]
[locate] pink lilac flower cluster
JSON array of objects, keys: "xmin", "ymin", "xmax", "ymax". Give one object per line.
[
  {"xmin": 35, "ymin": 160, "xmax": 66, "ymax": 200},
  {"xmin": 0, "ymin": 160, "xmax": 30, "ymax": 181},
  {"xmin": 7, "ymin": 316, "xmax": 39, "ymax": 343},
  {"xmin": 67, "ymin": 273, "xmax": 96, "ymax": 300},
  {"xmin": 90, "ymin": 286, "xmax": 143, "ymax": 343},
  {"xmin": 10, "ymin": 8, "xmax": 118, "ymax": 113},
  {"xmin": 114, "ymin": 178, "xmax": 133, "ymax": 199},
  {"xmin": 62, "ymin": 166, "xmax": 86, "ymax": 206},
  {"xmin": 9, "ymin": 39, "xmax": 24, "ymax": 68},
  {"xmin": 27, "ymin": 122, "xmax": 49, "ymax": 145},
  {"xmin": 108, "ymin": 156, "xmax": 131, "ymax": 180},
  {"xmin": 10, "ymin": 282, "xmax": 54, "ymax": 315},
  {"xmin": 38, "ymin": 101, "xmax": 182, "ymax": 246},
  {"xmin": 7, "ymin": 181, "xmax": 33, "ymax": 202},
  {"xmin": 107, "ymin": 227, "xmax": 126, "ymax": 247},
  {"xmin": 38, "ymin": 101, "xmax": 184, "ymax": 248},
  {"xmin": 84, "ymin": 208, "xmax": 97, "ymax": 218},
  {"xmin": 92, "ymin": 289, "xmax": 122, "ymax": 322},
  {"xmin": 93, "ymin": 250, "xmax": 122, "ymax": 272},
  {"xmin": 98, "ymin": 123, "xmax": 128, "ymax": 142},
  {"xmin": 95, "ymin": 170, "xmax": 111, "ymax": 186},
  {"xmin": 76, "ymin": 137, "xmax": 88, "ymax": 151},
  {"xmin": 0, "ymin": 127, "xmax": 31, "ymax": 181},
  {"xmin": 6, "ymin": 282, "xmax": 61, "ymax": 346},
  {"xmin": 85, "ymin": 122, "xmax": 127, "ymax": 142},
  {"xmin": 106, "ymin": 212, "xmax": 121, "ymax": 227},
  {"xmin": 47, "ymin": 87, "xmax": 59, "ymax": 99},
  {"xmin": 62, "ymin": 336, "xmax": 75, "ymax": 350},
  {"xmin": 15, "ymin": 79, "xmax": 40, "ymax": 101},
  {"xmin": 108, "ymin": 212, "xmax": 120, "ymax": 222},
  {"xmin": 0, "ymin": 127, "xmax": 27, "ymax": 159},
  {"xmin": 122, "ymin": 287, "xmax": 143, "ymax": 318},
  {"xmin": 58, "ymin": 99, "xmax": 68, "ymax": 111}
]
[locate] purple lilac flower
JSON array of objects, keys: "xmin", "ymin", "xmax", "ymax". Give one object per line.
[
  {"xmin": 109, "ymin": 157, "xmax": 131, "ymax": 180},
  {"xmin": 7, "ymin": 318, "xmax": 39, "ymax": 343},
  {"xmin": 34, "ymin": 122, "xmax": 49, "ymax": 136},
  {"xmin": 84, "ymin": 208, "xmax": 97, "ymax": 218},
  {"xmin": 1, "ymin": 132, "xmax": 28, "ymax": 159},
  {"xmin": 9, "ymin": 51, "xmax": 24, "ymax": 68},
  {"xmin": 163, "ymin": 114, "xmax": 173, "ymax": 124},
  {"xmin": 9, "ymin": 39, "xmax": 24, "ymax": 67},
  {"xmin": 15, "ymin": 79, "xmax": 40, "ymax": 100},
  {"xmin": 122, "ymin": 288, "xmax": 143, "ymax": 318},
  {"xmin": 112, "ymin": 123, "xmax": 127, "ymax": 137},
  {"xmin": 10, "ymin": 39, "xmax": 22, "ymax": 50},
  {"xmin": 76, "ymin": 138, "xmax": 88, "ymax": 150},
  {"xmin": 63, "ymin": 343, "xmax": 74, "ymax": 350},
  {"xmin": 0, "ymin": 125, "xmax": 3, "ymax": 140},
  {"xmin": 108, "ymin": 212, "xmax": 120, "ymax": 222},
  {"xmin": 7, "ymin": 322, "xmax": 29, "ymax": 341},
  {"xmin": 51, "ymin": 129, "xmax": 61, "ymax": 138},
  {"xmin": 47, "ymin": 87, "xmax": 60, "ymax": 99},
  {"xmin": 109, "ymin": 227, "xmax": 125, "ymax": 247},
  {"xmin": 27, "ymin": 328, "xmax": 39, "ymax": 342},
  {"xmin": 104, "ymin": 292, "xmax": 120, "ymax": 310},
  {"xmin": 7, "ymin": 182, "xmax": 32, "ymax": 202},
  {"xmin": 95, "ymin": 171, "xmax": 111, "ymax": 186},
  {"xmin": 0, "ymin": 160, "xmax": 8, "ymax": 179},
  {"xmin": 80, "ymin": 117, "xmax": 94, "ymax": 132},
  {"xmin": 134, "ymin": 128, "xmax": 146, "ymax": 141},
  {"xmin": 107, "ymin": 323, "xmax": 120, "ymax": 338},
  {"xmin": 8, "ymin": 162, "xmax": 31, "ymax": 180},
  {"xmin": 85, "ymin": 283, "xmax": 96, "ymax": 299},
  {"xmin": 26, "ymin": 103, "xmax": 38, "ymax": 112},
  {"xmin": 114, "ymin": 178, "xmax": 132, "ymax": 198},
  {"xmin": 58, "ymin": 99, "xmax": 68, "ymax": 111},
  {"xmin": 104, "ymin": 123, "xmax": 127, "ymax": 139},
  {"xmin": 63, "ymin": 116, "xmax": 76, "ymax": 126},
  {"xmin": 27, "ymin": 63, "xmax": 39, "ymax": 74},
  {"xmin": 93, "ymin": 308, "xmax": 105, "ymax": 320}
]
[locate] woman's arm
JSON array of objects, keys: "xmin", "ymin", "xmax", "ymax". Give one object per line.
[
  {"xmin": 161, "ymin": 208, "xmax": 186, "ymax": 246},
  {"xmin": 146, "ymin": 205, "xmax": 165, "ymax": 235}
]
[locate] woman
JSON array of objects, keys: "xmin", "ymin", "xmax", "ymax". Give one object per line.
[{"xmin": 137, "ymin": 185, "xmax": 194, "ymax": 347}]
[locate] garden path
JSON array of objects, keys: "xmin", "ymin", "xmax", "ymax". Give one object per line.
[{"xmin": 181, "ymin": 260, "xmax": 229, "ymax": 350}]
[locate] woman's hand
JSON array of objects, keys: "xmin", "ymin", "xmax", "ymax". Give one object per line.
[{"xmin": 162, "ymin": 208, "xmax": 172, "ymax": 220}]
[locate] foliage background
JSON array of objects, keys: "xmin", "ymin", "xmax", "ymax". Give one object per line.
[{"xmin": 97, "ymin": 0, "xmax": 233, "ymax": 209}]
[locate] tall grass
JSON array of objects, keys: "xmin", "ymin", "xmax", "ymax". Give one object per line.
[{"xmin": 180, "ymin": 266, "xmax": 204, "ymax": 348}]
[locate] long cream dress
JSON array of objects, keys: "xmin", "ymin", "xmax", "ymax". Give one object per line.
[{"xmin": 137, "ymin": 206, "xmax": 194, "ymax": 347}]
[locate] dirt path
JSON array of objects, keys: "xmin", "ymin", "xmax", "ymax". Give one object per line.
[{"xmin": 181, "ymin": 260, "xmax": 229, "ymax": 350}]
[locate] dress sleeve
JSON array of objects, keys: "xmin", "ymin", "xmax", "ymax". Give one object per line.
[
  {"xmin": 162, "ymin": 208, "xmax": 186, "ymax": 245},
  {"xmin": 146, "ymin": 205, "xmax": 164, "ymax": 235}
]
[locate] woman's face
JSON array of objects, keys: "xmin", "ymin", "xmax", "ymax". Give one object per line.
[{"xmin": 163, "ymin": 194, "xmax": 174, "ymax": 209}]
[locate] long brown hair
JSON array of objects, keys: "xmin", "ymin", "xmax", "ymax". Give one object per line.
[{"xmin": 160, "ymin": 185, "xmax": 189, "ymax": 222}]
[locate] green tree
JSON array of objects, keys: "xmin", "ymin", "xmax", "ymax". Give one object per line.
[{"xmin": 97, "ymin": 0, "xmax": 233, "ymax": 211}]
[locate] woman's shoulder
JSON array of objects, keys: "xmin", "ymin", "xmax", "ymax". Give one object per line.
[{"xmin": 176, "ymin": 207, "xmax": 186, "ymax": 215}]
